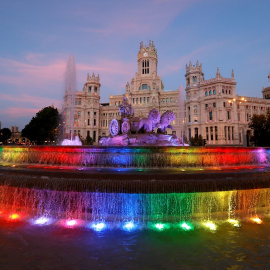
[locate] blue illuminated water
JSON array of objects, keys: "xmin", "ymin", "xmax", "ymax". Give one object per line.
[{"xmin": 0, "ymin": 219, "xmax": 269, "ymax": 269}]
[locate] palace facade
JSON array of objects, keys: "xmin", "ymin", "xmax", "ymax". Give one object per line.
[{"xmin": 62, "ymin": 41, "xmax": 270, "ymax": 146}]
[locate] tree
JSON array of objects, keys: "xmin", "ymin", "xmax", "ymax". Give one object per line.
[
  {"xmin": 190, "ymin": 135, "xmax": 204, "ymax": 146},
  {"xmin": 0, "ymin": 128, "xmax": 11, "ymax": 143},
  {"xmin": 22, "ymin": 106, "xmax": 59, "ymax": 144},
  {"xmin": 86, "ymin": 135, "xmax": 94, "ymax": 145},
  {"xmin": 249, "ymin": 111, "xmax": 270, "ymax": 147}
]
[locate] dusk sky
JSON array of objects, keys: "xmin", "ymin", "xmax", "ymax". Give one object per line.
[{"xmin": 0, "ymin": 0, "xmax": 269, "ymax": 130}]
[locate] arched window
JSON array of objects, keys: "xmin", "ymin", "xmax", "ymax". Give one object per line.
[
  {"xmin": 205, "ymin": 91, "xmax": 208, "ymax": 96},
  {"xmin": 213, "ymin": 90, "xmax": 216, "ymax": 95},
  {"xmin": 139, "ymin": 84, "xmax": 151, "ymax": 91},
  {"xmin": 209, "ymin": 90, "xmax": 212, "ymax": 95},
  {"xmin": 142, "ymin": 60, "xmax": 149, "ymax": 74}
]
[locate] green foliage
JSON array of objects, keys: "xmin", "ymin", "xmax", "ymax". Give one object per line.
[
  {"xmin": 21, "ymin": 106, "xmax": 59, "ymax": 144},
  {"xmin": 0, "ymin": 128, "xmax": 11, "ymax": 143},
  {"xmin": 86, "ymin": 135, "xmax": 94, "ymax": 145},
  {"xmin": 249, "ymin": 111, "xmax": 270, "ymax": 147},
  {"xmin": 190, "ymin": 135, "xmax": 204, "ymax": 146}
]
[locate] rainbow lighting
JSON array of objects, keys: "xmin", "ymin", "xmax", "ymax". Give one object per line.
[
  {"xmin": 92, "ymin": 222, "xmax": 106, "ymax": 231},
  {"xmin": 204, "ymin": 221, "xmax": 217, "ymax": 231},
  {"xmin": 66, "ymin": 219, "xmax": 78, "ymax": 227},
  {"xmin": 123, "ymin": 222, "xmax": 136, "ymax": 231},
  {"xmin": 33, "ymin": 217, "xmax": 52, "ymax": 225},
  {"xmin": 252, "ymin": 217, "xmax": 262, "ymax": 224},
  {"xmin": 0, "ymin": 145, "xmax": 269, "ymax": 168},
  {"xmin": 228, "ymin": 219, "xmax": 241, "ymax": 227},
  {"xmin": 9, "ymin": 214, "xmax": 19, "ymax": 220},
  {"xmin": 154, "ymin": 223, "xmax": 166, "ymax": 230},
  {"xmin": 180, "ymin": 222, "xmax": 193, "ymax": 231}
]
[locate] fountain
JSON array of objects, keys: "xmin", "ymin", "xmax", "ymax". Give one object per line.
[
  {"xmin": 61, "ymin": 55, "xmax": 82, "ymax": 146},
  {"xmin": 0, "ymin": 91, "xmax": 270, "ymax": 232},
  {"xmin": 0, "ymin": 141, "xmax": 270, "ymax": 229}
]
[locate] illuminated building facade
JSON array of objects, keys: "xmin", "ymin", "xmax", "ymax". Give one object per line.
[{"xmin": 63, "ymin": 41, "xmax": 270, "ymax": 146}]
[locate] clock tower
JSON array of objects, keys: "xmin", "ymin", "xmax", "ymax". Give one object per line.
[
  {"xmin": 127, "ymin": 41, "xmax": 163, "ymax": 95},
  {"xmin": 137, "ymin": 41, "xmax": 158, "ymax": 77}
]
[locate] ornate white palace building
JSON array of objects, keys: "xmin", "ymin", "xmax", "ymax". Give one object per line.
[{"xmin": 63, "ymin": 41, "xmax": 270, "ymax": 146}]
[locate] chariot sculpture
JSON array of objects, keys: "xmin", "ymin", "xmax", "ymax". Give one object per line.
[{"xmin": 100, "ymin": 96, "xmax": 187, "ymax": 146}]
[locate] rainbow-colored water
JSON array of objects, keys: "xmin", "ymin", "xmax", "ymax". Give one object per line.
[
  {"xmin": 0, "ymin": 146, "xmax": 269, "ymax": 167},
  {"xmin": 0, "ymin": 184, "xmax": 269, "ymax": 230},
  {"xmin": 0, "ymin": 145, "xmax": 270, "ymax": 231}
]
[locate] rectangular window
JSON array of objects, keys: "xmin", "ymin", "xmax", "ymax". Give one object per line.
[
  {"xmin": 232, "ymin": 127, "xmax": 234, "ymax": 140},
  {"xmin": 94, "ymin": 119, "xmax": 96, "ymax": 126},
  {"xmin": 209, "ymin": 111, "xmax": 213, "ymax": 120},
  {"xmin": 94, "ymin": 112, "xmax": 97, "ymax": 116},
  {"xmin": 224, "ymin": 126, "xmax": 227, "ymax": 140},
  {"xmin": 140, "ymin": 97, "xmax": 142, "ymax": 104},
  {"xmin": 206, "ymin": 127, "xmax": 209, "ymax": 140},
  {"xmin": 227, "ymin": 111, "xmax": 230, "ymax": 120},
  {"xmin": 205, "ymin": 104, "xmax": 208, "ymax": 109},
  {"xmin": 88, "ymin": 86, "xmax": 92, "ymax": 92},
  {"xmin": 223, "ymin": 102, "xmax": 226, "ymax": 107},
  {"xmin": 94, "ymin": 87, "xmax": 97, "ymax": 92},
  {"xmin": 147, "ymin": 97, "xmax": 149, "ymax": 103},
  {"xmin": 194, "ymin": 114, "xmax": 198, "ymax": 123},
  {"xmin": 215, "ymin": 126, "xmax": 218, "ymax": 140},
  {"xmin": 88, "ymin": 119, "xmax": 90, "ymax": 125},
  {"xmin": 144, "ymin": 97, "xmax": 146, "ymax": 103},
  {"xmin": 228, "ymin": 126, "xmax": 231, "ymax": 140},
  {"xmin": 213, "ymin": 103, "xmax": 216, "ymax": 108}
]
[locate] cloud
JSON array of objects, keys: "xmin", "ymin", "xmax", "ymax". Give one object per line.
[
  {"xmin": 79, "ymin": 0, "xmax": 198, "ymax": 37},
  {"xmin": 0, "ymin": 107, "xmax": 39, "ymax": 118},
  {"xmin": 0, "ymin": 93, "xmax": 62, "ymax": 108},
  {"xmin": 160, "ymin": 41, "xmax": 228, "ymax": 76},
  {"xmin": 0, "ymin": 56, "xmax": 66, "ymax": 91}
]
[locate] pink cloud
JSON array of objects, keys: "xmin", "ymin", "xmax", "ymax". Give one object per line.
[
  {"xmin": 0, "ymin": 94, "xmax": 62, "ymax": 109},
  {"xmin": 0, "ymin": 107, "xmax": 39, "ymax": 118},
  {"xmin": 0, "ymin": 57, "xmax": 66, "ymax": 88}
]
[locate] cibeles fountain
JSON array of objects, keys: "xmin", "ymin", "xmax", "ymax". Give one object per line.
[
  {"xmin": 0, "ymin": 57, "xmax": 270, "ymax": 231},
  {"xmin": 99, "ymin": 96, "xmax": 188, "ymax": 146}
]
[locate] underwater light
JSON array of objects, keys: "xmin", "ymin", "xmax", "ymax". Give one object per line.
[
  {"xmin": 228, "ymin": 219, "xmax": 241, "ymax": 227},
  {"xmin": 205, "ymin": 221, "xmax": 216, "ymax": 231},
  {"xmin": 123, "ymin": 222, "xmax": 135, "ymax": 231},
  {"xmin": 180, "ymin": 222, "xmax": 193, "ymax": 231},
  {"xmin": 92, "ymin": 222, "xmax": 106, "ymax": 231},
  {"xmin": 252, "ymin": 217, "xmax": 262, "ymax": 224},
  {"xmin": 34, "ymin": 217, "xmax": 51, "ymax": 225},
  {"xmin": 155, "ymin": 223, "xmax": 165, "ymax": 230},
  {"xmin": 10, "ymin": 214, "xmax": 19, "ymax": 220},
  {"xmin": 66, "ymin": 220, "xmax": 77, "ymax": 227}
]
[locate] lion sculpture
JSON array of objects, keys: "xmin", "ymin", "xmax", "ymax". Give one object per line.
[
  {"xmin": 137, "ymin": 109, "xmax": 161, "ymax": 133},
  {"xmin": 157, "ymin": 110, "xmax": 175, "ymax": 132}
]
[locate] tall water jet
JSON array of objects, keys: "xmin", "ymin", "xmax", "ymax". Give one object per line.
[
  {"xmin": 62, "ymin": 55, "xmax": 81, "ymax": 145},
  {"xmin": 178, "ymin": 85, "xmax": 186, "ymax": 145}
]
